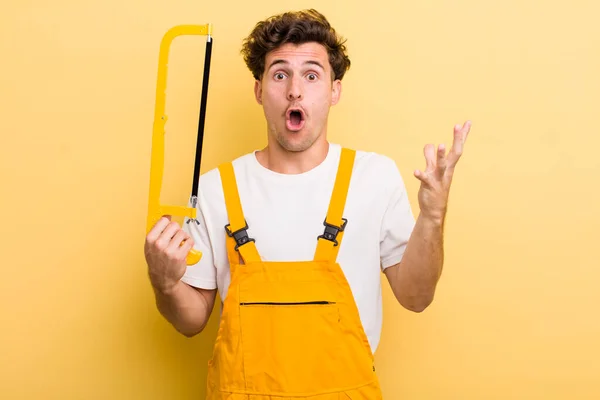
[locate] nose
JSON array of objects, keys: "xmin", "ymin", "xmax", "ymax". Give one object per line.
[{"xmin": 287, "ymin": 76, "xmax": 303, "ymax": 100}]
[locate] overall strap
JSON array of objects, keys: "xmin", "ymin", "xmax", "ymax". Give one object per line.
[
  {"xmin": 218, "ymin": 162, "xmax": 261, "ymax": 264},
  {"xmin": 314, "ymin": 148, "xmax": 356, "ymax": 262}
]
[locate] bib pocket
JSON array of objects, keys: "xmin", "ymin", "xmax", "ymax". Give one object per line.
[{"xmin": 239, "ymin": 299, "xmax": 343, "ymax": 394}]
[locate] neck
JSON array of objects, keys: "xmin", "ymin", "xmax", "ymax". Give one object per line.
[{"xmin": 255, "ymin": 138, "xmax": 330, "ymax": 174}]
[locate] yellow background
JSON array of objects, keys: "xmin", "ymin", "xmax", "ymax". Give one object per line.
[{"xmin": 2, "ymin": 0, "xmax": 599, "ymax": 399}]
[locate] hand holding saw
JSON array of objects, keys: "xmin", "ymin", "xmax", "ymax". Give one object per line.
[{"xmin": 146, "ymin": 24, "xmax": 213, "ymax": 265}]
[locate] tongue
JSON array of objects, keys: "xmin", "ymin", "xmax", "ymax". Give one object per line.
[{"xmin": 290, "ymin": 112, "xmax": 302, "ymax": 126}]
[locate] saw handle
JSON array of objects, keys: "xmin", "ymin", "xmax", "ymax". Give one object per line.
[
  {"xmin": 184, "ymin": 240, "xmax": 202, "ymax": 265},
  {"xmin": 185, "ymin": 247, "xmax": 202, "ymax": 265}
]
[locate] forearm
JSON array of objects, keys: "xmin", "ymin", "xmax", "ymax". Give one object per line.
[
  {"xmin": 388, "ymin": 213, "xmax": 444, "ymax": 312},
  {"xmin": 153, "ymin": 280, "xmax": 214, "ymax": 337}
]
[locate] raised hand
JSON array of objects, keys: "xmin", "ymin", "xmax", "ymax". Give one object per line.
[{"xmin": 413, "ymin": 120, "xmax": 471, "ymax": 223}]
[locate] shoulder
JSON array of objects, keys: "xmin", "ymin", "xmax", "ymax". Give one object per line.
[
  {"xmin": 345, "ymin": 146, "xmax": 407, "ymax": 194},
  {"xmin": 328, "ymin": 143, "xmax": 400, "ymax": 175},
  {"xmin": 353, "ymin": 148, "xmax": 400, "ymax": 174},
  {"xmin": 197, "ymin": 151, "xmax": 256, "ymax": 204},
  {"xmin": 199, "ymin": 151, "xmax": 255, "ymax": 187}
]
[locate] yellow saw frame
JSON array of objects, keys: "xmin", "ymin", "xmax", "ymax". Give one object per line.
[{"xmin": 146, "ymin": 24, "xmax": 213, "ymax": 265}]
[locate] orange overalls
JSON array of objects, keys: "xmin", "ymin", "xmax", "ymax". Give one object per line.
[{"xmin": 206, "ymin": 148, "xmax": 383, "ymax": 399}]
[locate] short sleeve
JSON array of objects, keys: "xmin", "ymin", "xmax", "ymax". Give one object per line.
[
  {"xmin": 380, "ymin": 159, "xmax": 416, "ymax": 270},
  {"xmin": 180, "ymin": 193, "xmax": 218, "ymax": 290}
]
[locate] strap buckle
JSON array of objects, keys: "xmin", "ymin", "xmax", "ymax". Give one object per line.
[
  {"xmin": 318, "ymin": 218, "xmax": 348, "ymax": 247},
  {"xmin": 225, "ymin": 221, "xmax": 255, "ymax": 251}
]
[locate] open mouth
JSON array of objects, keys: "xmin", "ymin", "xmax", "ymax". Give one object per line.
[{"xmin": 286, "ymin": 108, "xmax": 305, "ymax": 131}]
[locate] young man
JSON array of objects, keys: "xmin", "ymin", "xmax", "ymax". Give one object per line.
[{"xmin": 144, "ymin": 9, "xmax": 471, "ymax": 398}]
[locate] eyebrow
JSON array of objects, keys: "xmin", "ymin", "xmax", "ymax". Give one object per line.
[{"xmin": 267, "ymin": 59, "xmax": 325, "ymax": 71}]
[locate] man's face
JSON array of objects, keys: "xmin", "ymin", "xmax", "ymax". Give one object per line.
[{"xmin": 254, "ymin": 42, "xmax": 342, "ymax": 152}]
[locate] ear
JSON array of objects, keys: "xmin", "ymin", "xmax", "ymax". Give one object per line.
[
  {"xmin": 331, "ymin": 79, "xmax": 342, "ymax": 106},
  {"xmin": 254, "ymin": 80, "xmax": 263, "ymax": 105}
]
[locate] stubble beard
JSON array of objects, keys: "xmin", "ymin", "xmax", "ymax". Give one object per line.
[{"xmin": 275, "ymin": 130, "xmax": 319, "ymax": 152}]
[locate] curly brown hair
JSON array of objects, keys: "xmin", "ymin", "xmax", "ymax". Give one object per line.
[{"xmin": 241, "ymin": 9, "xmax": 351, "ymax": 81}]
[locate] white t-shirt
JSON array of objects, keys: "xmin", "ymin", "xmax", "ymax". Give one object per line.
[{"xmin": 182, "ymin": 142, "xmax": 415, "ymax": 353}]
